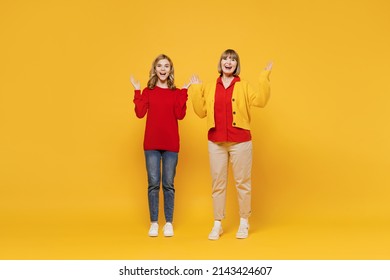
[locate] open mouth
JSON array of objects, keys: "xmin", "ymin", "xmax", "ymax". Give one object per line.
[{"xmin": 224, "ymin": 66, "xmax": 233, "ymax": 70}]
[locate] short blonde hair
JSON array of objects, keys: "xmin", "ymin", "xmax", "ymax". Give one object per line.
[
  {"xmin": 217, "ymin": 49, "xmax": 241, "ymax": 76},
  {"xmin": 147, "ymin": 54, "xmax": 176, "ymax": 90}
]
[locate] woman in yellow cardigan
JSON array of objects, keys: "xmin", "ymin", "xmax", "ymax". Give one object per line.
[{"xmin": 189, "ymin": 49, "xmax": 272, "ymax": 240}]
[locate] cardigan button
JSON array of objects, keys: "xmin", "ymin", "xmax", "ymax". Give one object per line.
[
  {"xmin": 233, "ymin": 111, "xmax": 236, "ymax": 114},
  {"xmin": 232, "ymin": 98, "xmax": 235, "ymax": 102},
  {"xmin": 233, "ymin": 122, "xmax": 236, "ymax": 126}
]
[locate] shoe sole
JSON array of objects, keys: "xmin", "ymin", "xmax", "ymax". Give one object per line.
[{"xmin": 236, "ymin": 225, "xmax": 249, "ymax": 239}]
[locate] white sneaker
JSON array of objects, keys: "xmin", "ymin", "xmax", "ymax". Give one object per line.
[
  {"xmin": 236, "ymin": 219, "xmax": 249, "ymax": 239},
  {"xmin": 148, "ymin": 223, "xmax": 159, "ymax": 237},
  {"xmin": 163, "ymin": 222, "xmax": 174, "ymax": 237},
  {"xmin": 208, "ymin": 222, "xmax": 223, "ymax": 240}
]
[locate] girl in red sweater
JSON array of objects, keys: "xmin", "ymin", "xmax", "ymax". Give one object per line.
[{"xmin": 130, "ymin": 54, "xmax": 189, "ymax": 237}]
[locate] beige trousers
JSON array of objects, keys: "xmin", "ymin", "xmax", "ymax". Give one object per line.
[{"xmin": 208, "ymin": 141, "xmax": 253, "ymax": 220}]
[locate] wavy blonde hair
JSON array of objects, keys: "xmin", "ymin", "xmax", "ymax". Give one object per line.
[
  {"xmin": 147, "ymin": 54, "xmax": 176, "ymax": 90},
  {"xmin": 217, "ymin": 49, "xmax": 241, "ymax": 76}
]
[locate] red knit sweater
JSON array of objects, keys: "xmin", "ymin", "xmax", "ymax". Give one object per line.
[{"xmin": 134, "ymin": 86, "xmax": 188, "ymax": 152}]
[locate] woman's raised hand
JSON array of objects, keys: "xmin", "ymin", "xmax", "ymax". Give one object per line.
[
  {"xmin": 264, "ymin": 61, "xmax": 273, "ymax": 71},
  {"xmin": 190, "ymin": 75, "xmax": 202, "ymax": 85},
  {"xmin": 130, "ymin": 75, "xmax": 141, "ymax": 90}
]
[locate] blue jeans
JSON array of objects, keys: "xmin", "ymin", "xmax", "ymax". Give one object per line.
[{"xmin": 144, "ymin": 150, "xmax": 178, "ymax": 223}]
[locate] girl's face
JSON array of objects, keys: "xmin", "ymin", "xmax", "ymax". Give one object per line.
[
  {"xmin": 155, "ymin": 59, "xmax": 171, "ymax": 83},
  {"xmin": 220, "ymin": 55, "xmax": 237, "ymax": 76}
]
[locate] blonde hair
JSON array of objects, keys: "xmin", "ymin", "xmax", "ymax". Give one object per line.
[
  {"xmin": 217, "ymin": 49, "xmax": 241, "ymax": 76},
  {"xmin": 147, "ymin": 54, "xmax": 176, "ymax": 89}
]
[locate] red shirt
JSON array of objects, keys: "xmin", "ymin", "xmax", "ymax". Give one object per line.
[
  {"xmin": 134, "ymin": 86, "xmax": 188, "ymax": 152},
  {"xmin": 208, "ymin": 76, "xmax": 251, "ymax": 142}
]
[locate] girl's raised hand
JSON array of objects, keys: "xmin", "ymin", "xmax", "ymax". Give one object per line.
[
  {"xmin": 130, "ymin": 75, "xmax": 141, "ymax": 90},
  {"xmin": 182, "ymin": 81, "xmax": 191, "ymax": 89}
]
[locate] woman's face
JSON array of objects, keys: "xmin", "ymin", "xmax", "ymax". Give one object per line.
[
  {"xmin": 155, "ymin": 59, "xmax": 171, "ymax": 82},
  {"xmin": 220, "ymin": 55, "xmax": 237, "ymax": 76}
]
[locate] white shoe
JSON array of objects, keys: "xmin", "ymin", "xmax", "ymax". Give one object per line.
[
  {"xmin": 163, "ymin": 222, "xmax": 174, "ymax": 237},
  {"xmin": 148, "ymin": 223, "xmax": 159, "ymax": 237},
  {"xmin": 208, "ymin": 222, "xmax": 223, "ymax": 240},
  {"xmin": 236, "ymin": 219, "xmax": 249, "ymax": 239}
]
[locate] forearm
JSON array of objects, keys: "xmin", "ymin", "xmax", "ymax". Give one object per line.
[
  {"xmin": 251, "ymin": 70, "xmax": 271, "ymax": 107},
  {"xmin": 175, "ymin": 89, "xmax": 188, "ymax": 120},
  {"xmin": 133, "ymin": 90, "xmax": 148, "ymax": 118},
  {"xmin": 189, "ymin": 84, "xmax": 207, "ymax": 118}
]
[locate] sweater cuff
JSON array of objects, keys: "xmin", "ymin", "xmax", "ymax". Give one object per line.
[
  {"xmin": 188, "ymin": 84, "xmax": 202, "ymax": 95},
  {"xmin": 260, "ymin": 70, "xmax": 271, "ymax": 81}
]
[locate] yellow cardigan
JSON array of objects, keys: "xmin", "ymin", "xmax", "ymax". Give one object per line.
[{"xmin": 189, "ymin": 70, "xmax": 271, "ymax": 131}]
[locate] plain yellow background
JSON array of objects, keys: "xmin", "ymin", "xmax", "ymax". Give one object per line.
[{"xmin": 1, "ymin": 0, "xmax": 390, "ymax": 259}]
